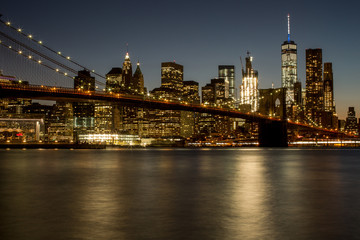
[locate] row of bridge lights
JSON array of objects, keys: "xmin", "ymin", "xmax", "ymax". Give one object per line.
[
  {"xmin": 11, "ymin": 45, "xmax": 74, "ymax": 77},
  {"xmin": 4, "ymin": 20, "xmax": 99, "ymax": 74}
]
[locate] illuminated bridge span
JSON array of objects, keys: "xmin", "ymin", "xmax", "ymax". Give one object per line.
[{"xmin": 0, "ymin": 15, "xmax": 353, "ymax": 147}]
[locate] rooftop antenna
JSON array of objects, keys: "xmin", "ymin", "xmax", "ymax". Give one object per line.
[{"xmin": 287, "ymin": 14, "xmax": 291, "ymax": 42}]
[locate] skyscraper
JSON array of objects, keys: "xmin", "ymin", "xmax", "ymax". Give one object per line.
[
  {"xmin": 305, "ymin": 48, "xmax": 323, "ymax": 125},
  {"xmin": 345, "ymin": 107, "xmax": 358, "ymax": 134},
  {"xmin": 161, "ymin": 62, "xmax": 183, "ymax": 94},
  {"xmin": 73, "ymin": 70, "xmax": 95, "ymax": 138},
  {"xmin": 181, "ymin": 81, "xmax": 200, "ymax": 138},
  {"xmin": 132, "ymin": 62, "xmax": 144, "ymax": 95},
  {"xmin": 281, "ymin": 14, "xmax": 298, "ymax": 105},
  {"xmin": 323, "ymin": 62, "xmax": 335, "ymax": 113},
  {"xmin": 218, "ymin": 65, "xmax": 233, "ymax": 100},
  {"xmin": 240, "ymin": 53, "xmax": 258, "ymax": 112},
  {"xmin": 122, "ymin": 52, "xmax": 133, "ymax": 92}
]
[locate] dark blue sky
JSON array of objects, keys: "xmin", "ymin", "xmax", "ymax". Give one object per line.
[{"xmin": 2, "ymin": 0, "xmax": 360, "ymax": 119}]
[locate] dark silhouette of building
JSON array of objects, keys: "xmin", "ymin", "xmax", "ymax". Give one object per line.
[
  {"xmin": 132, "ymin": 62, "xmax": 145, "ymax": 95},
  {"xmin": 106, "ymin": 67, "xmax": 122, "ymax": 93},
  {"xmin": 74, "ymin": 70, "xmax": 95, "ymax": 91}
]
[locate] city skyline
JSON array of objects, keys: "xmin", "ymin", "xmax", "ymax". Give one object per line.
[{"xmin": 2, "ymin": 0, "xmax": 360, "ymax": 119}]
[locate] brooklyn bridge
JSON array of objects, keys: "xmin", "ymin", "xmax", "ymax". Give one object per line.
[{"xmin": 0, "ymin": 16, "xmax": 354, "ymax": 147}]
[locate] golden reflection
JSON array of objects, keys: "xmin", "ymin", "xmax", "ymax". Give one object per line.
[{"xmin": 229, "ymin": 154, "xmax": 273, "ymax": 238}]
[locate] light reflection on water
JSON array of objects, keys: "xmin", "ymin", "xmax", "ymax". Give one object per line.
[{"xmin": 0, "ymin": 148, "xmax": 359, "ymax": 240}]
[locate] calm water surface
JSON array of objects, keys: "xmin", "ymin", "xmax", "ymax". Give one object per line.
[{"xmin": 0, "ymin": 148, "xmax": 360, "ymax": 240}]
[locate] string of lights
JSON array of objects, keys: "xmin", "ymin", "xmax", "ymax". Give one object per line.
[
  {"xmin": 0, "ymin": 28, "xmax": 105, "ymax": 87},
  {"xmin": 0, "ymin": 39, "xmax": 75, "ymax": 81},
  {"xmin": 0, "ymin": 30, "xmax": 78, "ymax": 75},
  {"xmin": 0, "ymin": 18, "xmax": 106, "ymax": 80}
]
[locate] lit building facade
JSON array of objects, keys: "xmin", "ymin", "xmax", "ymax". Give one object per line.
[
  {"xmin": 281, "ymin": 14, "xmax": 298, "ymax": 102},
  {"xmin": 148, "ymin": 87, "xmax": 182, "ymax": 138},
  {"xmin": 48, "ymin": 102, "xmax": 74, "ymax": 142},
  {"xmin": 345, "ymin": 107, "xmax": 358, "ymax": 134},
  {"xmin": 199, "ymin": 79, "xmax": 232, "ymax": 137},
  {"xmin": 161, "ymin": 62, "xmax": 183, "ymax": 94},
  {"xmin": 218, "ymin": 65, "xmax": 233, "ymax": 100},
  {"xmin": 240, "ymin": 53, "xmax": 258, "ymax": 112},
  {"xmin": 122, "ymin": 52, "xmax": 133, "ymax": 93},
  {"xmin": 323, "ymin": 62, "xmax": 335, "ymax": 113},
  {"xmin": 181, "ymin": 81, "xmax": 200, "ymax": 138},
  {"xmin": 73, "ymin": 70, "xmax": 96, "ymax": 138},
  {"xmin": 322, "ymin": 62, "xmax": 338, "ymax": 129},
  {"xmin": 305, "ymin": 48, "xmax": 323, "ymax": 125}
]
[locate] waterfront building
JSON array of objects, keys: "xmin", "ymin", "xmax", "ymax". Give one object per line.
[
  {"xmin": 48, "ymin": 102, "xmax": 74, "ymax": 142},
  {"xmin": 0, "ymin": 71, "xmax": 32, "ymax": 115},
  {"xmin": 305, "ymin": 48, "xmax": 323, "ymax": 125},
  {"xmin": 240, "ymin": 53, "xmax": 259, "ymax": 112},
  {"xmin": 148, "ymin": 87, "xmax": 182, "ymax": 138},
  {"xmin": 218, "ymin": 65, "xmax": 233, "ymax": 100},
  {"xmin": 181, "ymin": 81, "xmax": 200, "ymax": 138},
  {"xmin": 94, "ymin": 103, "xmax": 113, "ymax": 134},
  {"xmin": 146, "ymin": 62, "xmax": 185, "ymax": 139},
  {"xmin": 73, "ymin": 70, "xmax": 95, "ymax": 139},
  {"xmin": 281, "ymin": 14, "xmax": 298, "ymax": 106},
  {"xmin": 199, "ymin": 79, "xmax": 232, "ymax": 137}
]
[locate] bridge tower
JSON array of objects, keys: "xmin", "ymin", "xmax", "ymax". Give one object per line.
[{"xmin": 258, "ymin": 87, "xmax": 288, "ymax": 147}]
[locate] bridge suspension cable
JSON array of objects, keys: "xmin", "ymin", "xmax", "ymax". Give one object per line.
[
  {"xmin": 0, "ymin": 18, "xmax": 106, "ymax": 81},
  {"xmin": 0, "ymin": 39, "xmax": 74, "ymax": 81}
]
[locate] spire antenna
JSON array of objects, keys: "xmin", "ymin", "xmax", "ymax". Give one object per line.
[{"xmin": 287, "ymin": 14, "xmax": 291, "ymax": 42}]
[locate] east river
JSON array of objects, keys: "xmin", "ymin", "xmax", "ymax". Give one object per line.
[{"xmin": 0, "ymin": 148, "xmax": 360, "ymax": 240}]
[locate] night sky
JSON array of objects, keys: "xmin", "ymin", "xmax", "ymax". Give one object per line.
[{"xmin": 2, "ymin": 0, "xmax": 360, "ymax": 119}]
